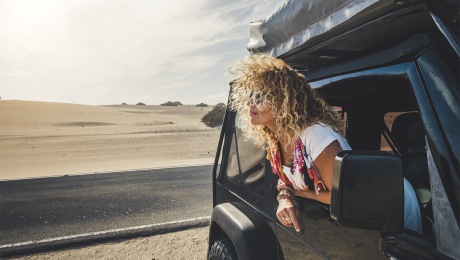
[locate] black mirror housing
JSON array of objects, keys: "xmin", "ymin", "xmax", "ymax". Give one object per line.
[{"xmin": 330, "ymin": 151, "xmax": 404, "ymax": 234}]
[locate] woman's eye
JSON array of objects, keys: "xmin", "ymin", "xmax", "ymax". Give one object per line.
[{"xmin": 254, "ymin": 94, "xmax": 262, "ymax": 105}]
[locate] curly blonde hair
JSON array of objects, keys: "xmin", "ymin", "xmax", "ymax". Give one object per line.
[{"xmin": 226, "ymin": 54, "xmax": 342, "ymax": 152}]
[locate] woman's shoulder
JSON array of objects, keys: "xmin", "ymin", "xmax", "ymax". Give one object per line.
[
  {"xmin": 301, "ymin": 123, "xmax": 338, "ymax": 148},
  {"xmin": 301, "ymin": 122, "xmax": 351, "ymax": 159},
  {"xmin": 302, "ymin": 122, "xmax": 336, "ymax": 138}
]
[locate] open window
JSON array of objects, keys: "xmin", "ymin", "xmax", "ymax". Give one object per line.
[
  {"xmin": 224, "ymin": 113, "xmax": 266, "ymax": 197},
  {"xmin": 309, "ymin": 62, "xmax": 437, "ymax": 240},
  {"xmin": 332, "ymin": 106, "xmax": 347, "ymax": 138}
]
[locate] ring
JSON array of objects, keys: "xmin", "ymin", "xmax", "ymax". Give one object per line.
[{"xmin": 282, "ymin": 217, "xmax": 291, "ymax": 220}]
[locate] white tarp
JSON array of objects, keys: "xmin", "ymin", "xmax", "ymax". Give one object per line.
[{"xmin": 247, "ymin": 0, "xmax": 383, "ymax": 57}]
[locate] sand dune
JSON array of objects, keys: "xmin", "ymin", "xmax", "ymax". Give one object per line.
[{"xmin": 0, "ymin": 100, "xmax": 220, "ymax": 180}]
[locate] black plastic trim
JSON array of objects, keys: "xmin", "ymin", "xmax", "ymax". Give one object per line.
[
  {"xmin": 429, "ymin": 11, "xmax": 460, "ymax": 57},
  {"xmin": 212, "ymin": 107, "xmax": 230, "ymax": 208},
  {"xmin": 210, "ymin": 203, "xmax": 276, "ymax": 260}
]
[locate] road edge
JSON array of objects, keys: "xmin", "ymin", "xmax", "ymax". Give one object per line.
[{"xmin": 0, "ymin": 217, "xmax": 210, "ymax": 258}]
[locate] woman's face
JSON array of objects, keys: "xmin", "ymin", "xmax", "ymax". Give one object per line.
[{"xmin": 248, "ymin": 100, "xmax": 276, "ymax": 128}]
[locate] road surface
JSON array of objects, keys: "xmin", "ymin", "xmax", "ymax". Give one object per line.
[{"xmin": 0, "ymin": 165, "xmax": 213, "ymax": 257}]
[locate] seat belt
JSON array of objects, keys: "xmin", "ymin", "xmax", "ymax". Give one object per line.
[{"xmin": 381, "ymin": 121, "xmax": 401, "ymax": 157}]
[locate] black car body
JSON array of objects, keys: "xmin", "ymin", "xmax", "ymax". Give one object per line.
[{"xmin": 208, "ymin": 0, "xmax": 460, "ymax": 259}]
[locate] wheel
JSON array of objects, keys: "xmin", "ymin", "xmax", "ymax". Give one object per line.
[{"xmin": 208, "ymin": 238, "xmax": 239, "ymax": 260}]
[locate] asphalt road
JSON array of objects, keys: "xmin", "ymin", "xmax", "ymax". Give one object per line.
[{"xmin": 0, "ymin": 165, "xmax": 213, "ymax": 256}]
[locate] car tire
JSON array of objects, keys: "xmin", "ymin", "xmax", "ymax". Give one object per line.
[{"xmin": 208, "ymin": 238, "xmax": 238, "ymax": 260}]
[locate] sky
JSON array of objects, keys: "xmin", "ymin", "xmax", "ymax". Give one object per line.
[{"xmin": 0, "ymin": 0, "xmax": 284, "ymax": 105}]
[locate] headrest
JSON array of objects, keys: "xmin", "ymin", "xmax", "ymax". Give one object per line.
[{"xmin": 391, "ymin": 113, "xmax": 426, "ymax": 155}]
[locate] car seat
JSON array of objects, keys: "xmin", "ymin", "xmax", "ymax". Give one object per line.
[{"xmin": 391, "ymin": 112, "xmax": 433, "ymax": 235}]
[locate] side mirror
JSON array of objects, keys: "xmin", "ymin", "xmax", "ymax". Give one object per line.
[{"xmin": 330, "ymin": 151, "xmax": 404, "ymax": 234}]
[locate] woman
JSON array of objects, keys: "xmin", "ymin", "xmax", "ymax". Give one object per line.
[{"xmin": 226, "ymin": 54, "xmax": 422, "ymax": 234}]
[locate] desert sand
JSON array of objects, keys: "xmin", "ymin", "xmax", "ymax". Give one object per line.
[
  {"xmin": 0, "ymin": 100, "xmax": 221, "ymax": 180},
  {"xmin": 1, "ymin": 100, "xmax": 220, "ymax": 259},
  {"xmin": 6, "ymin": 227, "xmax": 209, "ymax": 260}
]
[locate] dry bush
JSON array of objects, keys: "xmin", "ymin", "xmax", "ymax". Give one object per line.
[
  {"xmin": 161, "ymin": 101, "xmax": 182, "ymax": 106},
  {"xmin": 201, "ymin": 103, "xmax": 226, "ymax": 127}
]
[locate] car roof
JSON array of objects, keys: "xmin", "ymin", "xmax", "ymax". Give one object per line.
[
  {"xmin": 299, "ymin": 33, "xmax": 446, "ymax": 82},
  {"xmin": 247, "ymin": 0, "xmax": 458, "ymax": 70}
]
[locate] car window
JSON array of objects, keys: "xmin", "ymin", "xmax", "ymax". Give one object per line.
[
  {"xmin": 427, "ymin": 142, "xmax": 460, "ymax": 259},
  {"xmin": 333, "ymin": 106, "xmax": 347, "ymax": 138},
  {"xmin": 225, "ymin": 114, "xmax": 266, "ymax": 196},
  {"xmin": 234, "ymin": 117, "xmax": 266, "ymax": 197},
  {"xmin": 418, "ymin": 50, "xmax": 460, "ymax": 184},
  {"xmin": 226, "ymin": 130, "xmax": 242, "ymax": 186}
]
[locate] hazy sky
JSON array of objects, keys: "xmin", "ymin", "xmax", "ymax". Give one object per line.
[{"xmin": 0, "ymin": 0, "xmax": 283, "ymax": 105}]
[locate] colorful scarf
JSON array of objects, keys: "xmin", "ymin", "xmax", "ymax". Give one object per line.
[{"xmin": 267, "ymin": 137, "xmax": 324, "ymax": 194}]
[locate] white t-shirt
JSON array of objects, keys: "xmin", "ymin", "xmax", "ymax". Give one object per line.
[
  {"xmin": 301, "ymin": 122, "xmax": 351, "ymax": 162},
  {"xmin": 281, "ymin": 123, "xmax": 351, "ymax": 192}
]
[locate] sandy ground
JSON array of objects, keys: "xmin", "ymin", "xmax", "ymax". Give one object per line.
[
  {"xmin": 6, "ymin": 227, "xmax": 209, "ymax": 260},
  {"xmin": 0, "ymin": 100, "xmax": 221, "ymax": 180},
  {"xmin": 1, "ymin": 100, "xmax": 219, "ymax": 259}
]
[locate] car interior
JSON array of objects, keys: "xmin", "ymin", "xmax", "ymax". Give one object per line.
[{"xmin": 315, "ymin": 74, "xmax": 435, "ymax": 238}]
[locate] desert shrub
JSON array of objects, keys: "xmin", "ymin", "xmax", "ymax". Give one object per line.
[
  {"xmin": 121, "ymin": 103, "xmax": 127, "ymax": 105},
  {"xmin": 161, "ymin": 101, "xmax": 176, "ymax": 106},
  {"xmin": 196, "ymin": 103, "xmax": 208, "ymax": 107},
  {"xmin": 201, "ymin": 103, "xmax": 226, "ymax": 127},
  {"xmin": 136, "ymin": 102, "xmax": 145, "ymax": 105},
  {"xmin": 161, "ymin": 101, "xmax": 182, "ymax": 106}
]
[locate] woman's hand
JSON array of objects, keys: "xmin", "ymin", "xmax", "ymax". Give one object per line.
[
  {"xmin": 276, "ymin": 196, "xmax": 300, "ymax": 232},
  {"xmin": 277, "ymin": 179, "xmax": 296, "ymax": 194}
]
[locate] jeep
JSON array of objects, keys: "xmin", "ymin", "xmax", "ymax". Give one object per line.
[{"xmin": 207, "ymin": 0, "xmax": 460, "ymax": 259}]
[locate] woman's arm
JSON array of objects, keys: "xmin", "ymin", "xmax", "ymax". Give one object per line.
[{"xmin": 277, "ymin": 184, "xmax": 331, "ymax": 205}]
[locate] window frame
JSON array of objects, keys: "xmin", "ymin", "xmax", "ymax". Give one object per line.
[{"xmin": 304, "ymin": 61, "xmax": 455, "ymax": 258}]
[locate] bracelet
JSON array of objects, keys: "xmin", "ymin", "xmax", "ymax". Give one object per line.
[{"xmin": 277, "ymin": 189, "xmax": 294, "ymax": 201}]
